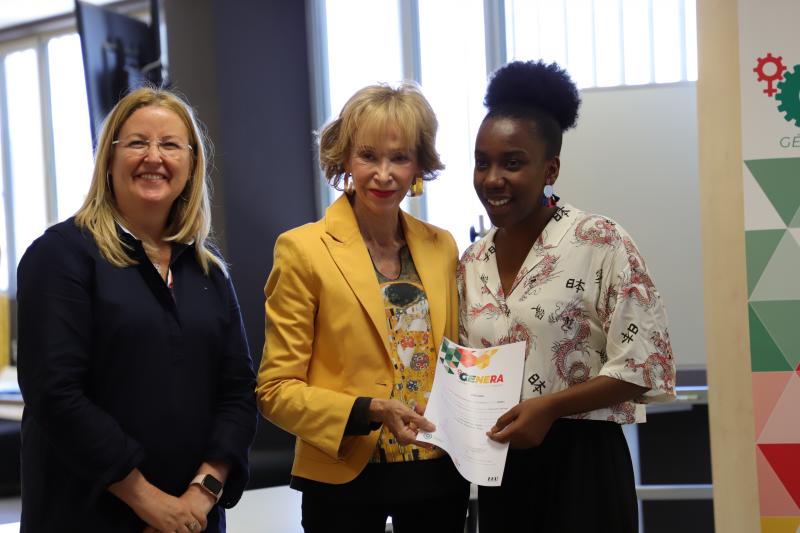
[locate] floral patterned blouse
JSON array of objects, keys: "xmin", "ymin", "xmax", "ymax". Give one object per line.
[
  {"xmin": 457, "ymin": 204, "xmax": 676, "ymax": 424},
  {"xmin": 371, "ymin": 246, "xmax": 444, "ymax": 462}
]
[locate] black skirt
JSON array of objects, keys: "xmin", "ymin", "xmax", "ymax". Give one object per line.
[{"xmin": 479, "ymin": 418, "xmax": 638, "ymax": 533}]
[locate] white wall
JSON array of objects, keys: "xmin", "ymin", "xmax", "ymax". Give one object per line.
[{"xmin": 560, "ymin": 82, "xmax": 705, "ymax": 369}]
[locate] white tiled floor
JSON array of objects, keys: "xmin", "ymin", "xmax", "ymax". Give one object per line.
[{"xmin": 0, "ymin": 485, "xmax": 305, "ymax": 533}]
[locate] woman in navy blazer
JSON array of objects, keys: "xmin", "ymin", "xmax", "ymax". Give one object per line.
[{"xmin": 16, "ymin": 87, "xmax": 257, "ymax": 532}]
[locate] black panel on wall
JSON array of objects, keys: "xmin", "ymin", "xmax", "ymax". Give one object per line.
[
  {"xmin": 165, "ymin": 0, "xmax": 318, "ymax": 486},
  {"xmin": 639, "ymin": 405, "xmax": 715, "ymax": 533},
  {"xmin": 210, "ymin": 0, "xmax": 318, "ymax": 363}
]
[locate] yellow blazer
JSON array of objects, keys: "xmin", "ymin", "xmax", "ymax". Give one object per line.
[{"xmin": 256, "ymin": 194, "xmax": 459, "ymax": 484}]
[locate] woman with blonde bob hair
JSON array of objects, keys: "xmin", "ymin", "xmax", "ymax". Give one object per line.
[
  {"xmin": 258, "ymin": 82, "xmax": 469, "ymax": 532},
  {"xmin": 17, "ymin": 86, "xmax": 257, "ymax": 532}
]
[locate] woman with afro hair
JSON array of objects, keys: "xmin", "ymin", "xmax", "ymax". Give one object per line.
[{"xmin": 457, "ymin": 60, "xmax": 676, "ymax": 532}]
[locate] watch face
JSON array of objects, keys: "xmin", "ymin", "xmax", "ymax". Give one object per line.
[{"xmin": 203, "ymin": 475, "xmax": 223, "ymax": 495}]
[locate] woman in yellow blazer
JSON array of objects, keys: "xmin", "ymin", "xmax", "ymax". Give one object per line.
[{"xmin": 257, "ymin": 83, "xmax": 469, "ymax": 532}]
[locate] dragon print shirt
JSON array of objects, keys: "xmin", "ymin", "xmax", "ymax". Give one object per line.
[{"xmin": 457, "ymin": 204, "xmax": 676, "ymax": 424}]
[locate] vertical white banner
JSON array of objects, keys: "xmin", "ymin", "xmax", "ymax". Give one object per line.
[{"xmin": 738, "ymin": 1, "xmax": 800, "ymax": 530}]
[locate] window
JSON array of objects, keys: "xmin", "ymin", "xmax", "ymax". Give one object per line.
[
  {"xmin": 312, "ymin": 0, "xmax": 699, "ymax": 252},
  {"xmin": 0, "ymin": 105, "xmax": 8, "ymax": 292},
  {"xmin": 418, "ymin": 0, "xmax": 488, "ymax": 251},
  {"xmin": 506, "ymin": 0, "xmax": 698, "ymax": 87},
  {"xmin": 324, "ymin": 0, "xmax": 404, "ymax": 118},
  {"xmin": 0, "ymin": 32, "xmax": 93, "ymax": 291},
  {"xmin": 48, "ymin": 33, "xmax": 94, "ymax": 221},
  {"xmin": 4, "ymin": 46, "xmax": 49, "ymax": 279}
]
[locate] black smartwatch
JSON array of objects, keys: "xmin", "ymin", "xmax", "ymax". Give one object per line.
[{"xmin": 191, "ymin": 474, "xmax": 223, "ymax": 502}]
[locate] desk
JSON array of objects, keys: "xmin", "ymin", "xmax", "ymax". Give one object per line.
[
  {"xmin": 0, "ymin": 408, "xmax": 20, "ymax": 423},
  {"xmin": 0, "ymin": 368, "xmax": 21, "ymax": 422}
]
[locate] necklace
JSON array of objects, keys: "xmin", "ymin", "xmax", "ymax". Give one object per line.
[{"xmin": 146, "ymin": 248, "xmax": 169, "ymax": 275}]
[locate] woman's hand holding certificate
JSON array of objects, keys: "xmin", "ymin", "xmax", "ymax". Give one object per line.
[
  {"xmin": 485, "ymin": 396, "xmax": 558, "ymax": 448},
  {"xmin": 417, "ymin": 338, "xmax": 525, "ymax": 486}
]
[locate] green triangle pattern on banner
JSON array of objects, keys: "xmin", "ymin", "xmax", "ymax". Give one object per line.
[
  {"xmin": 750, "ymin": 232, "xmax": 800, "ymax": 301},
  {"xmin": 749, "ymin": 306, "xmax": 793, "ymax": 371},
  {"xmin": 745, "ymin": 158, "xmax": 800, "ymax": 226},
  {"xmin": 751, "ymin": 301, "xmax": 800, "ymax": 370},
  {"xmin": 792, "ymin": 205, "xmax": 800, "ymax": 228},
  {"xmin": 745, "ymin": 229, "xmax": 786, "ymax": 296}
]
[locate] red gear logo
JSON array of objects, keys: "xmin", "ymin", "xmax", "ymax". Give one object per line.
[{"xmin": 753, "ymin": 53, "xmax": 787, "ymax": 97}]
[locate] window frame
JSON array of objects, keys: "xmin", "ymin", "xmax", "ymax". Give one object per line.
[
  {"xmin": 0, "ymin": 30, "xmax": 77, "ymax": 292},
  {"xmin": 0, "ymin": 1, "xmax": 149, "ymax": 294},
  {"xmin": 306, "ymin": 0, "xmax": 429, "ymax": 220},
  {"xmin": 308, "ymin": 0, "xmax": 698, "ymax": 230}
]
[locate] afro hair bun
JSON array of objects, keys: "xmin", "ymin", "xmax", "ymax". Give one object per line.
[{"xmin": 484, "ymin": 60, "xmax": 581, "ymax": 131}]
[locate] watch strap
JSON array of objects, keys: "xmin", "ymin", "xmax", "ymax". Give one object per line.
[{"xmin": 191, "ymin": 474, "xmax": 223, "ymax": 502}]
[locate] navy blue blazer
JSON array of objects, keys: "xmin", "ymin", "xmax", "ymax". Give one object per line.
[{"xmin": 16, "ymin": 218, "xmax": 257, "ymax": 532}]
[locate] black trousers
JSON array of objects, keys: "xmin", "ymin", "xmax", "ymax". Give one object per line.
[
  {"xmin": 479, "ymin": 418, "xmax": 638, "ymax": 533},
  {"xmin": 298, "ymin": 456, "xmax": 469, "ymax": 533}
]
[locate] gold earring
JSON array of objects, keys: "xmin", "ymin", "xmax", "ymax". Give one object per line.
[
  {"xmin": 407, "ymin": 176, "xmax": 424, "ymax": 197},
  {"xmin": 344, "ymin": 173, "xmax": 355, "ymax": 195}
]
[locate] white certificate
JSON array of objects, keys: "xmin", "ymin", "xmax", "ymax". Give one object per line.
[{"xmin": 418, "ymin": 337, "xmax": 525, "ymax": 486}]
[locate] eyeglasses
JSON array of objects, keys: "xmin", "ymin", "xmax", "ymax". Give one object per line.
[{"xmin": 112, "ymin": 138, "xmax": 193, "ymax": 159}]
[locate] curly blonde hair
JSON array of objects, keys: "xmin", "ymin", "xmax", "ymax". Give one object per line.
[
  {"xmin": 318, "ymin": 82, "xmax": 444, "ymax": 189},
  {"xmin": 75, "ymin": 86, "xmax": 225, "ymax": 275}
]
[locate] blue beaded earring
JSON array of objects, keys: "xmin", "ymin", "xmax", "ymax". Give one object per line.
[{"xmin": 540, "ymin": 179, "xmax": 559, "ymax": 207}]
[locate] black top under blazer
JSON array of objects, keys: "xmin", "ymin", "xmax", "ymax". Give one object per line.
[{"xmin": 16, "ymin": 218, "xmax": 257, "ymax": 532}]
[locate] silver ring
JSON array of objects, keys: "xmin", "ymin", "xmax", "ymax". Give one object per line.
[{"xmin": 187, "ymin": 522, "xmax": 199, "ymax": 532}]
